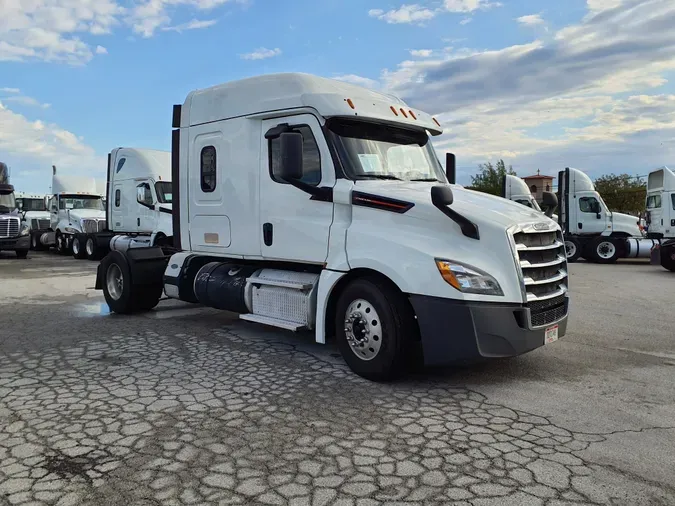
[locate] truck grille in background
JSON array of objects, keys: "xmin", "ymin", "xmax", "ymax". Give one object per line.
[
  {"xmin": 0, "ymin": 218, "xmax": 20, "ymax": 238},
  {"xmin": 81, "ymin": 219, "xmax": 106, "ymax": 233},
  {"xmin": 512, "ymin": 228, "xmax": 569, "ymax": 327},
  {"xmin": 31, "ymin": 219, "xmax": 50, "ymax": 230}
]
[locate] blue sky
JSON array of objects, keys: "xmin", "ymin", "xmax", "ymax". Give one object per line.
[{"xmin": 1, "ymin": 0, "xmax": 674, "ymax": 193}]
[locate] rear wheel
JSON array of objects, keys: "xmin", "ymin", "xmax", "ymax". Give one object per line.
[
  {"xmin": 101, "ymin": 252, "xmax": 162, "ymax": 314},
  {"xmin": 564, "ymin": 237, "xmax": 582, "ymax": 263},
  {"xmin": 335, "ymin": 277, "xmax": 413, "ymax": 381},
  {"xmin": 589, "ymin": 236, "xmax": 620, "ymax": 264},
  {"xmin": 661, "ymin": 243, "xmax": 675, "ymax": 272},
  {"xmin": 72, "ymin": 237, "xmax": 86, "ymax": 259}
]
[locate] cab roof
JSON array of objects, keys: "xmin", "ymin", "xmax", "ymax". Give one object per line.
[{"xmin": 180, "ymin": 72, "xmax": 443, "ymax": 136}]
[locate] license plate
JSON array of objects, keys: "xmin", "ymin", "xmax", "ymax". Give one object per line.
[{"xmin": 545, "ymin": 324, "xmax": 559, "ymax": 345}]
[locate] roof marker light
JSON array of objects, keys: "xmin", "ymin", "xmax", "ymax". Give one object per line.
[
  {"xmin": 399, "ymin": 108, "xmax": 408, "ymax": 118},
  {"xmin": 346, "ymin": 98, "xmax": 355, "ymax": 109},
  {"xmin": 409, "ymin": 110, "xmax": 417, "ymax": 120},
  {"xmin": 432, "ymin": 117, "xmax": 441, "ymax": 127},
  {"xmin": 390, "ymin": 106, "xmax": 399, "ymax": 116}
]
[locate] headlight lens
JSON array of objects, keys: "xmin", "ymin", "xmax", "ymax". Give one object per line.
[
  {"xmin": 19, "ymin": 224, "xmax": 29, "ymax": 236},
  {"xmin": 435, "ymin": 258, "xmax": 504, "ymax": 296}
]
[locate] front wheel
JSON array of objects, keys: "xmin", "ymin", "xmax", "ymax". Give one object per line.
[
  {"xmin": 72, "ymin": 236, "xmax": 86, "ymax": 259},
  {"xmin": 15, "ymin": 249, "xmax": 28, "ymax": 259},
  {"xmin": 589, "ymin": 237, "xmax": 620, "ymax": 264},
  {"xmin": 564, "ymin": 237, "xmax": 582, "ymax": 263},
  {"xmin": 335, "ymin": 277, "xmax": 413, "ymax": 381},
  {"xmin": 55, "ymin": 232, "xmax": 69, "ymax": 255},
  {"xmin": 661, "ymin": 244, "xmax": 675, "ymax": 272}
]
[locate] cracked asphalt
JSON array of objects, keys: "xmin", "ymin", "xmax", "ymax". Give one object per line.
[{"xmin": 0, "ymin": 251, "xmax": 674, "ymax": 506}]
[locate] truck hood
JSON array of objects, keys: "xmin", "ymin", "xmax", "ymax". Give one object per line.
[
  {"xmin": 611, "ymin": 211, "xmax": 641, "ymax": 236},
  {"xmin": 68, "ymin": 209, "xmax": 106, "ymax": 221},
  {"xmin": 23, "ymin": 211, "xmax": 50, "ymax": 219},
  {"xmin": 352, "ymin": 180, "xmax": 549, "ymax": 229}
]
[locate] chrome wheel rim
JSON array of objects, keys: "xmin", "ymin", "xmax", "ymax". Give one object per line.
[
  {"xmin": 564, "ymin": 241, "xmax": 576, "ymax": 258},
  {"xmin": 106, "ymin": 264, "xmax": 123, "ymax": 301},
  {"xmin": 72, "ymin": 238, "xmax": 80, "ymax": 255},
  {"xmin": 86, "ymin": 239, "xmax": 94, "ymax": 256},
  {"xmin": 597, "ymin": 241, "xmax": 616, "ymax": 259},
  {"xmin": 344, "ymin": 299, "xmax": 382, "ymax": 361}
]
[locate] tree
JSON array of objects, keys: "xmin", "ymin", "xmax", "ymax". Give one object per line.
[
  {"xmin": 468, "ymin": 159, "xmax": 517, "ymax": 196},
  {"xmin": 594, "ymin": 173, "xmax": 646, "ymax": 215}
]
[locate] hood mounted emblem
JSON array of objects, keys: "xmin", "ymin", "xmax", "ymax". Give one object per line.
[{"xmin": 533, "ymin": 222, "xmax": 551, "ymax": 231}]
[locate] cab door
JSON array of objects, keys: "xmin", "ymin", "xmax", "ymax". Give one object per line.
[
  {"xmin": 135, "ymin": 180, "xmax": 155, "ymax": 233},
  {"xmin": 110, "ymin": 184, "xmax": 125, "ymax": 231},
  {"xmin": 576, "ymin": 193, "xmax": 608, "ymax": 235},
  {"xmin": 259, "ymin": 114, "xmax": 335, "ymax": 263}
]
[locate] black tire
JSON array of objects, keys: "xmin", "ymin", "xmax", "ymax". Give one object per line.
[
  {"xmin": 55, "ymin": 232, "xmax": 69, "ymax": 255},
  {"xmin": 589, "ymin": 236, "xmax": 620, "ymax": 264},
  {"xmin": 85, "ymin": 236, "xmax": 101, "ymax": 261},
  {"xmin": 100, "ymin": 251, "xmax": 162, "ymax": 314},
  {"xmin": 72, "ymin": 236, "xmax": 87, "ymax": 259},
  {"xmin": 564, "ymin": 237, "xmax": 582, "ymax": 263},
  {"xmin": 15, "ymin": 249, "xmax": 28, "ymax": 259},
  {"xmin": 30, "ymin": 232, "xmax": 39, "ymax": 251},
  {"xmin": 335, "ymin": 277, "xmax": 414, "ymax": 381},
  {"xmin": 661, "ymin": 243, "xmax": 675, "ymax": 272}
]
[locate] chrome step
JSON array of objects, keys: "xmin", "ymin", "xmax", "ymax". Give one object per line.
[{"xmin": 239, "ymin": 313, "xmax": 305, "ymax": 331}]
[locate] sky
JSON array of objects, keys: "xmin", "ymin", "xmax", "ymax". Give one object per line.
[{"xmin": 1, "ymin": 0, "xmax": 674, "ymax": 193}]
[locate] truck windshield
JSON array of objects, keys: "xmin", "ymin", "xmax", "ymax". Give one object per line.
[
  {"xmin": 0, "ymin": 192, "xmax": 16, "ymax": 213},
  {"xmin": 59, "ymin": 195, "xmax": 104, "ymax": 211},
  {"xmin": 155, "ymin": 182, "xmax": 172, "ymax": 204},
  {"xmin": 327, "ymin": 119, "xmax": 446, "ymax": 182},
  {"xmin": 17, "ymin": 198, "xmax": 46, "ymax": 212}
]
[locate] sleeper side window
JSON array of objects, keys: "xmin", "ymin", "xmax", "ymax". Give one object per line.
[
  {"xmin": 269, "ymin": 125, "xmax": 321, "ymax": 186},
  {"xmin": 201, "ymin": 146, "xmax": 217, "ymax": 193},
  {"xmin": 115, "ymin": 189, "xmax": 121, "ymax": 207}
]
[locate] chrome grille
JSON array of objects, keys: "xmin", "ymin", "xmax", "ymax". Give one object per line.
[
  {"xmin": 81, "ymin": 219, "xmax": 106, "ymax": 233},
  {"xmin": 0, "ymin": 218, "xmax": 20, "ymax": 238},
  {"xmin": 512, "ymin": 226, "xmax": 569, "ymax": 327},
  {"xmin": 31, "ymin": 219, "xmax": 50, "ymax": 230}
]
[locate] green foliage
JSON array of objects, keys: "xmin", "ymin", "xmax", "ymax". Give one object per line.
[
  {"xmin": 594, "ymin": 173, "xmax": 646, "ymax": 215},
  {"xmin": 468, "ymin": 160, "xmax": 517, "ymax": 196}
]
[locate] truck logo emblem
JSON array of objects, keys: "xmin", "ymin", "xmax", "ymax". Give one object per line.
[{"xmin": 533, "ymin": 222, "xmax": 550, "ymax": 231}]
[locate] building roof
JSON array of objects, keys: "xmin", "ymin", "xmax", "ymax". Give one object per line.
[{"xmin": 522, "ymin": 174, "xmax": 555, "ymax": 180}]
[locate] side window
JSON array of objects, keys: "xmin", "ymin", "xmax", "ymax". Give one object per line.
[
  {"xmin": 136, "ymin": 183, "xmax": 153, "ymax": 206},
  {"xmin": 269, "ymin": 125, "xmax": 321, "ymax": 186},
  {"xmin": 579, "ymin": 196, "xmax": 598, "ymax": 213},
  {"xmin": 201, "ymin": 146, "xmax": 217, "ymax": 193},
  {"xmin": 646, "ymin": 195, "xmax": 662, "ymax": 209},
  {"xmin": 671, "ymin": 194, "xmax": 675, "ymax": 210},
  {"xmin": 115, "ymin": 189, "xmax": 121, "ymax": 207}
]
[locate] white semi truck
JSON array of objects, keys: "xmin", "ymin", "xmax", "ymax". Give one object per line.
[
  {"xmin": 94, "ymin": 73, "xmax": 571, "ymax": 381},
  {"xmin": 15, "ymin": 191, "xmax": 51, "ymax": 250},
  {"xmin": 645, "ymin": 166, "xmax": 675, "ymax": 271},
  {"xmin": 0, "ymin": 163, "xmax": 30, "ymax": 258},
  {"xmin": 503, "ymin": 170, "xmax": 654, "ymax": 264}
]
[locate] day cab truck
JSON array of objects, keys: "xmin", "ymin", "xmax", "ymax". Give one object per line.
[
  {"xmin": 15, "ymin": 191, "xmax": 50, "ymax": 250},
  {"xmin": 95, "ymin": 73, "xmax": 570, "ymax": 381},
  {"xmin": 503, "ymin": 170, "xmax": 655, "ymax": 264},
  {"xmin": 645, "ymin": 166, "xmax": 675, "ymax": 271},
  {"xmin": 0, "ymin": 163, "xmax": 30, "ymax": 258}
]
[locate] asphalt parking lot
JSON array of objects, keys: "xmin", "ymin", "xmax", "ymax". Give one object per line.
[{"xmin": 1, "ymin": 251, "xmax": 674, "ymax": 506}]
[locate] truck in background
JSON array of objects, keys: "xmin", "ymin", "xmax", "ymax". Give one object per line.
[
  {"xmin": 645, "ymin": 166, "xmax": 675, "ymax": 271},
  {"xmin": 15, "ymin": 191, "xmax": 50, "ymax": 250},
  {"xmin": 0, "ymin": 162, "xmax": 30, "ymax": 258},
  {"xmin": 94, "ymin": 73, "xmax": 570, "ymax": 381},
  {"xmin": 503, "ymin": 170, "xmax": 655, "ymax": 264}
]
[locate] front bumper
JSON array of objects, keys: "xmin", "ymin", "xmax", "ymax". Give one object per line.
[
  {"xmin": 0, "ymin": 236, "xmax": 30, "ymax": 251},
  {"xmin": 410, "ymin": 295, "xmax": 569, "ymax": 367}
]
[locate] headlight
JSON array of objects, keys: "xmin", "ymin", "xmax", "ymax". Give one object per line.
[
  {"xmin": 19, "ymin": 224, "xmax": 29, "ymax": 236},
  {"xmin": 435, "ymin": 258, "xmax": 504, "ymax": 296}
]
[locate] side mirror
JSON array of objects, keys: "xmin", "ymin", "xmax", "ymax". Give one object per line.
[
  {"xmin": 445, "ymin": 153, "xmax": 456, "ymax": 184},
  {"xmin": 431, "ymin": 185, "xmax": 454, "ymax": 207},
  {"xmin": 541, "ymin": 191, "xmax": 558, "ymax": 218},
  {"xmin": 279, "ymin": 132, "xmax": 304, "ymax": 181}
]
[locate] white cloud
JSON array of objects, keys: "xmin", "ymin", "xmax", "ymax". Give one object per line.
[
  {"xmin": 162, "ymin": 18, "xmax": 217, "ymax": 33},
  {"xmin": 410, "ymin": 49, "xmax": 433, "ymax": 57},
  {"xmin": 333, "ymin": 74, "xmax": 380, "ymax": 89},
  {"xmin": 0, "ymin": 101, "xmax": 103, "ymax": 180},
  {"xmin": 1, "ymin": 87, "xmax": 20, "ymax": 94},
  {"xmin": 443, "ymin": 0, "xmax": 500, "ymax": 13},
  {"xmin": 460, "ymin": 17, "xmax": 472, "ymax": 25},
  {"xmin": 239, "ymin": 47, "xmax": 282, "ymax": 60},
  {"xmin": 95, "ymin": 45, "xmax": 107, "ymax": 54},
  {"xmin": 1, "ymin": 95, "xmax": 51, "ymax": 109},
  {"xmin": 368, "ymin": 5, "xmax": 436, "ymax": 24},
  {"xmin": 516, "ymin": 14, "xmax": 544, "ymax": 26}
]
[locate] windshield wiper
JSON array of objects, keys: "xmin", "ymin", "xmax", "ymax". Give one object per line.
[
  {"xmin": 358, "ymin": 174, "xmax": 403, "ymax": 180},
  {"xmin": 410, "ymin": 178, "xmax": 442, "ymax": 182}
]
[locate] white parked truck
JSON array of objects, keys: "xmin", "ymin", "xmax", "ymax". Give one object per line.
[
  {"xmin": 94, "ymin": 73, "xmax": 570, "ymax": 381},
  {"xmin": 15, "ymin": 191, "xmax": 50, "ymax": 250},
  {"xmin": 0, "ymin": 163, "xmax": 30, "ymax": 258},
  {"xmin": 645, "ymin": 166, "xmax": 675, "ymax": 271},
  {"xmin": 503, "ymin": 170, "xmax": 655, "ymax": 264}
]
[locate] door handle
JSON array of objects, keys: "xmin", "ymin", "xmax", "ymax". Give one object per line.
[
  {"xmin": 263, "ymin": 223, "xmax": 273, "ymax": 246},
  {"xmin": 137, "ymin": 218, "xmax": 140, "ymax": 226}
]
